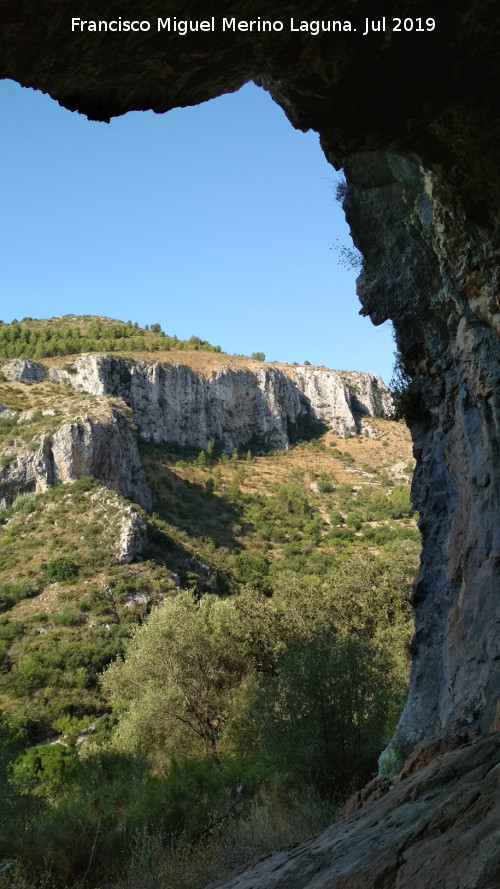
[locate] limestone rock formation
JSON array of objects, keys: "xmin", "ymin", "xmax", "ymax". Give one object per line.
[
  {"xmin": 89, "ymin": 487, "xmax": 147, "ymax": 562},
  {"xmin": 2, "ymin": 2, "xmax": 499, "ymax": 882},
  {"xmin": 2, "ymin": 359, "xmax": 46, "ymax": 382},
  {"xmin": 343, "ymin": 150, "xmax": 500, "ymax": 753},
  {"xmin": 116, "ymin": 507, "xmax": 147, "ymax": 563},
  {"xmin": 0, "ymin": 412, "xmax": 151, "ymax": 510},
  {"xmin": 207, "ymin": 733, "xmax": 500, "ymax": 889},
  {"xmin": 48, "ymin": 354, "xmax": 391, "ymax": 448},
  {"xmin": 0, "ymin": 404, "xmax": 19, "ymax": 420},
  {"xmin": 290, "ymin": 366, "xmax": 392, "ymax": 435}
]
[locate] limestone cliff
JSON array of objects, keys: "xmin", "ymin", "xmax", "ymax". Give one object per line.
[
  {"xmin": 48, "ymin": 355, "xmax": 391, "ymax": 448},
  {"xmin": 343, "ymin": 151, "xmax": 500, "ymax": 755},
  {"xmin": 2, "ymin": 359, "xmax": 46, "ymax": 382},
  {"xmin": 0, "ymin": 411, "xmax": 152, "ymax": 510}
]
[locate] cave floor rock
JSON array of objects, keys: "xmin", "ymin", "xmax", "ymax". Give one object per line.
[{"xmin": 206, "ymin": 733, "xmax": 500, "ymax": 889}]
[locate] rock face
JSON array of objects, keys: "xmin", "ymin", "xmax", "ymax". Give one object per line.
[
  {"xmin": 291, "ymin": 367, "xmax": 392, "ymax": 435},
  {"xmin": 116, "ymin": 507, "xmax": 147, "ymax": 563},
  {"xmin": 0, "ymin": 412, "xmax": 151, "ymax": 510},
  {"xmin": 89, "ymin": 487, "xmax": 147, "ymax": 562},
  {"xmin": 207, "ymin": 733, "xmax": 500, "ymax": 889},
  {"xmin": 2, "ymin": 359, "xmax": 46, "ymax": 382},
  {"xmin": 48, "ymin": 355, "xmax": 391, "ymax": 448},
  {"xmin": 2, "ymin": 3, "xmax": 499, "ymax": 882},
  {"xmin": 0, "ymin": 404, "xmax": 18, "ymax": 420},
  {"xmin": 343, "ymin": 151, "xmax": 500, "ymax": 753}
]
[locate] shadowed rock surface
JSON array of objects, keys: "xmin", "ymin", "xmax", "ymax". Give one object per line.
[{"xmin": 206, "ymin": 733, "xmax": 500, "ymax": 889}]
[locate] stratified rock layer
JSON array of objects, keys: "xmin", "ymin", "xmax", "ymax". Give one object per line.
[
  {"xmin": 206, "ymin": 733, "xmax": 500, "ymax": 889},
  {"xmin": 48, "ymin": 355, "xmax": 391, "ymax": 447}
]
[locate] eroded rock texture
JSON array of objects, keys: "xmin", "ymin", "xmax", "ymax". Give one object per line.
[
  {"xmin": 48, "ymin": 354, "xmax": 391, "ymax": 447},
  {"xmin": 344, "ymin": 152, "xmax": 500, "ymax": 752},
  {"xmin": 1, "ymin": 0, "xmax": 499, "ymax": 791},
  {"xmin": 2, "ymin": 359, "xmax": 46, "ymax": 382},
  {"xmin": 0, "ymin": 412, "xmax": 152, "ymax": 510}
]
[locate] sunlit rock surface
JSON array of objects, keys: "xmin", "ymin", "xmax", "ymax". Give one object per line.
[
  {"xmin": 2, "ymin": 359, "xmax": 46, "ymax": 382},
  {"xmin": 49, "ymin": 354, "xmax": 391, "ymax": 447},
  {"xmin": 0, "ymin": 411, "xmax": 152, "ymax": 510}
]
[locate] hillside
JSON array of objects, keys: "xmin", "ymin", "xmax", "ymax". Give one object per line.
[
  {"xmin": 1, "ymin": 318, "xmax": 393, "ymax": 472},
  {"xmin": 0, "ymin": 322, "xmax": 419, "ymax": 888},
  {"xmin": 0, "ymin": 315, "xmax": 223, "ymax": 360}
]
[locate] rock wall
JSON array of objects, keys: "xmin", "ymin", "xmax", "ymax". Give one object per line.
[
  {"xmin": 343, "ymin": 151, "xmax": 500, "ymax": 750},
  {"xmin": 292, "ymin": 366, "xmax": 392, "ymax": 433},
  {"xmin": 2, "ymin": 359, "xmax": 46, "ymax": 382},
  {"xmin": 0, "ymin": 412, "xmax": 152, "ymax": 510},
  {"xmin": 48, "ymin": 355, "xmax": 391, "ymax": 448}
]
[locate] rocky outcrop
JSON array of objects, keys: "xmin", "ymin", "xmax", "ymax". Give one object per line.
[
  {"xmin": 49, "ymin": 355, "xmax": 391, "ymax": 448},
  {"xmin": 207, "ymin": 732, "xmax": 500, "ymax": 889},
  {"xmin": 116, "ymin": 507, "xmax": 147, "ymax": 563},
  {"xmin": 290, "ymin": 367, "xmax": 392, "ymax": 435},
  {"xmin": 0, "ymin": 412, "xmax": 151, "ymax": 510},
  {"xmin": 89, "ymin": 487, "xmax": 147, "ymax": 562},
  {"xmin": 0, "ymin": 404, "xmax": 18, "ymax": 420},
  {"xmin": 2, "ymin": 359, "xmax": 46, "ymax": 382}
]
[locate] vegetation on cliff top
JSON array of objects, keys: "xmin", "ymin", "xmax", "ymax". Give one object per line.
[{"xmin": 0, "ymin": 315, "xmax": 222, "ymax": 359}]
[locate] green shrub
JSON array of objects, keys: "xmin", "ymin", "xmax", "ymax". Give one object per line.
[
  {"xmin": 0, "ymin": 580, "xmax": 38, "ymax": 612},
  {"xmin": 250, "ymin": 632, "xmax": 404, "ymax": 797},
  {"xmin": 387, "ymin": 485, "xmax": 414, "ymax": 519},
  {"xmin": 10, "ymin": 743, "xmax": 75, "ymax": 796},
  {"xmin": 40, "ymin": 557, "xmax": 79, "ymax": 583},
  {"xmin": 329, "ymin": 510, "xmax": 344, "ymax": 526},
  {"xmin": 0, "ymin": 617, "xmax": 25, "ymax": 642},
  {"xmin": 346, "ymin": 513, "xmax": 363, "ymax": 531},
  {"xmin": 317, "ymin": 479, "xmax": 334, "ymax": 494},
  {"xmin": 71, "ymin": 475, "xmax": 99, "ymax": 493},
  {"xmin": 0, "ymin": 642, "xmax": 12, "ymax": 673}
]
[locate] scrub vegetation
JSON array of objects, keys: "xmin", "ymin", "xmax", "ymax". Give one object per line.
[{"xmin": 0, "ymin": 360, "xmax": 418, "ymax": 889}]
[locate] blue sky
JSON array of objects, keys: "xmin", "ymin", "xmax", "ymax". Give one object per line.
[{"xmin": 0, "ymin": 79, "xmax": 395, "ymax": 381}]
